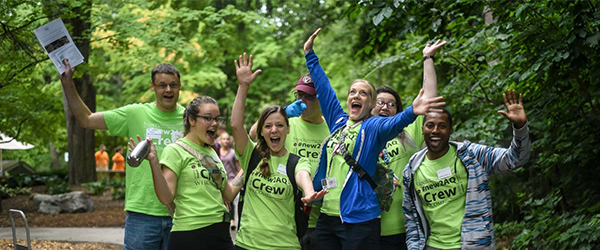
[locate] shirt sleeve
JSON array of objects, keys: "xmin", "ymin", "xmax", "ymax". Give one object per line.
[
  {"xmin": 159, "ymin": 145, "xmax": 184, "ymax": 178},
  {"xmin": 103, "ymin": 104, "xmax": 135, "ymax": 137}
]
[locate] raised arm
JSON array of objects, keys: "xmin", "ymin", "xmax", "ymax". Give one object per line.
[
  {"xmin": 422, "ymin": 40, "xmax": 447, "ymax": 99},
  {"xmin": 129, "ymin": 136, "xmax": 176, "ymax": 205},
  {"xmin": 60, "ymin": 59, "xmax": 108, "ymax": 130},
  {"xmin": 231, "ymin": 53, "xmax": 262, "ymax": 157},
  {"xmin": 476, "ymin": 89, "xmax": 530, "ymax": 174}
]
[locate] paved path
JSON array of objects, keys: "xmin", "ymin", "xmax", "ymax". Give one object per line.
[{"xmin": 0, "ymin": 227, "xmax": 124, "ymax": 245}]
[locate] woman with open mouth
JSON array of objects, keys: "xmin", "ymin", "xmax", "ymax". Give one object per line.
[
  {"xmin": 231, "ymin": 53, "xmax": 328, "ymax": 250},
  {"xmin": 129, "ymin": 96, "xmax": 244, "ymax": 250},
  {"xmin": 302, "ymin": 28, "xmax": 446, "ymax": 250}
]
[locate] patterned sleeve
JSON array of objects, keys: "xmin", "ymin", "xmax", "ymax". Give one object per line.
[
  {"xmin": 471, "ymin": 123, "xmax": 531, "ymax": 175},
  {"xmin": 402, "ymin": 156, "xmax": 421, "ymax": 250}
]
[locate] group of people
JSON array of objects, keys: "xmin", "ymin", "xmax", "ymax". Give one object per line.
[
  {"xmin": 59, "ymin": 28, "xmax": 531, "ymax": 250},
  {"xmin": 94, "ymin": 144, "xmax": 125, "ymax": 171}
]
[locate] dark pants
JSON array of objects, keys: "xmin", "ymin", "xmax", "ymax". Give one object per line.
[
  {"xmin": 301, "ymin": 228, "xmax": 316, "ymax": 250},
  {"xmin": 168, "ymin": 222, "xmax": 235, "ymax": 250},
  {"xmin": 313, "ymin": 214, "xmax": 380, "ymax": 250},
  {"xmin": 379, "ymin": 233, "xmax": 407, "ymax": 250},
  {"xmin": 124, "ymin": 211, "xmax": 172, "ymax": 250}
]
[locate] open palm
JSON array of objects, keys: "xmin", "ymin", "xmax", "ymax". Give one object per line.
[
  {"xmin": 234, "ymin": 52, "xmax": 261, "ymax": 86},
  {"xmin": 498, "ymin": 89, "xmax": 527, "ymax": 128}
]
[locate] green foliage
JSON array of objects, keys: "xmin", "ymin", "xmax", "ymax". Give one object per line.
[
  {"xmin": 83, "ymin": 181, "xmax": 106, "ymax": 195},
  {"xmin": 41, "ymin": 175, "xmax": 71, "ymax": 195},
  {"xmin": 0, "ymin": 184, "xmax": 31, "ymax": 198}
]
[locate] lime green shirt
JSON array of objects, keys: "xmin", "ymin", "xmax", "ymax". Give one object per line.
[
  {"xmin": 284, "ymin": 117, "xmax": 329, "ymax": 228},
  {"xmin": 320, "ymin": 120, "xmax": 360, "ymax": 217},
  {"xmin": 103, "ymin": 103, "xmax": 185, "ymax": 216},
  {"xmin": 236, "ymin": 137, "xmax": 312, "ymax": 250},
  {"xmin": 414, "ymin": 145, "xmax": 467, "ymax": 249},
  {"xmin": 380, "ymin": 115, "xmax": 424, "ymax": 236},
  {"xmin": 159, "ymin": 137, "xmax": 228, "ymax": 231}
]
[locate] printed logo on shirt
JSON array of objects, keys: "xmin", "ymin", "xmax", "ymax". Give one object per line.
[
  {"xmin": 384, "ymin": 140, "xmax": 416, "ymax": 162},
  {"xmin": 415, "ymin": 171, "xmax": 466, "ymax": 208},
  {"xmin": 191, "ymin": 164, "xmax": 213, "ymax": 186},
  {"xmin": 290, "ymin": 137, "xmax": 322, "ymax": 161},
  {"xmin": 248, "ymin": 171, "xmax": 291, "ymax": 199},
  {"xmin": 144, "ymin": 124, "xmax": 184, "ymax": 151}
]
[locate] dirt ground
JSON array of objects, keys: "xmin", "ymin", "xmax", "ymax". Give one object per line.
[{"xmin": 0, "ymin": 185, "xmax": 125, "ymax": 250}]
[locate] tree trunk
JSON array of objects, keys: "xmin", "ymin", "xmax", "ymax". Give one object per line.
[
  {"xmin": 49, "ymin": 142, "xmax": 61, "ymax": 170},
  {"xmin": 59, "ymin": 1, "xmax": 96, "ymax": 184}
]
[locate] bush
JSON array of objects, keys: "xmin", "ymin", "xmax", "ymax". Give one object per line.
[
  {"xmin": 110, "ymin": 186, "xmax": 125, "ymax": 200},
  {"xmin": 48, "ymin": 181, "xmax": 71, "ymax": 195},
  {"xmin": 0, "ymin": 184, "xmax": 31, "ymax": 198},
  {"xmin": 83, "ymin": 181, "xmax": 106, "ymax": 195}
]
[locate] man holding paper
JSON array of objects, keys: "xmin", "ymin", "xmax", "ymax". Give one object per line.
[{"xmin": 60, "ymin": 59, "xmax": 185, "ymax": 250}]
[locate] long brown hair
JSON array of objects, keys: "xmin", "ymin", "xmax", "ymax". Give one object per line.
[{"xmin": 256, "ymin": 105, "xmax": 289, "ymax": 178}]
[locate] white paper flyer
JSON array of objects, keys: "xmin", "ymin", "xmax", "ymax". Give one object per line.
[{"xmin": 33, "ymin": 18, "xmax": 84, "ymax": 74}]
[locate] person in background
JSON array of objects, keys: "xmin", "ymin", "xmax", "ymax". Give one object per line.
[
  {"xmin": 112, "ymin": 146, "xmax": 125, "ymax": 171},
  {"xmin": 402, "ymin": 90, "xmax": 531, "ymax": 250},
  {"xmin": 376, "ymin": 40, "xmax": 446, "ymax": 250},
  {"xmin": 219, "ymin": 131, "xmax": 242, "ymax": 230},
  {"xmin": 95, "ymin": 144, "xmax": 109, "ymax": 171},
  {"xmin": 60, "ymin": 59, "xmax": 184, "ymax": 250}
]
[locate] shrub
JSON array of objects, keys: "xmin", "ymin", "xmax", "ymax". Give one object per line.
[{"xmin": 83, "ymin": 181, "xmax": 106, "ymax": 195}]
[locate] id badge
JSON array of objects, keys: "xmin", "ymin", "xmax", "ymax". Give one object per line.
[
  {"xmin": 437, "ymin": 167, "xmax": 452, "ymax": 180},
  {"xmin": 321, "ymin": 178, "xmax": 329, "ymax": 189}
]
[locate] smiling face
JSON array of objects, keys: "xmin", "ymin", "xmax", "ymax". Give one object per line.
[
  {"xmin": 422, "ymin": 112, "xmax": 453, "ymax": 160},
  {"xmin": 151, "ymin": 73, "xmax": 181, "ymax": 112},
  {"xmin": 372, "ymin": 92, "xmax": 398, "ymax": 117},
  {"xmin": 188, "ymin": 103, "xmax": 220, "ymax": 146},
  {"xmin": 219, "ymin": 132, "xmax": 231, "ymax": 149},
  {"xmin": 260, "ymin": 112, "xmax": 290, "ymax": 156},
  {"xmin": 347, "ymin": 81, "xmax": 375, "ymax": 121}
]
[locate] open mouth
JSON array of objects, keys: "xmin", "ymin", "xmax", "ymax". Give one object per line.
[
  {"xmin": 270, "ymin": 136, "xmax": 281, "ymax": 147},
  {"xmin": 378, "ymin": 112, "xmax": 390, "ymax": 117},
  {"xmin": 206, "ymin": 130, "xmax": 216, "ymax": 141},
  {"xmin": 351, "ymin": 102, "xmax": 362, "ymax": 113},
  {"xmin": 163, "ymin": 95, "xmax": 174, "ymax": 102},
  {"xmin": 429, "ymin": 136, "xmax": 442, "ymax": 147}
]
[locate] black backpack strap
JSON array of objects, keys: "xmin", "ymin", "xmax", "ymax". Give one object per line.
[
  {"xmin": 341, "ymin": 150, "xmax": 377, "ymax": 190},
  {"xmin": 237, "ymin": 147, "xmax": 262, "ymax": 230},
  {"xmin": 285, "ymin": 153, "xmax": 308, "ymax": 241}
]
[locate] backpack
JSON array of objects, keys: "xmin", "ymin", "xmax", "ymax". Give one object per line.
[{"xmin": 237, "ymin": 148, "xmax": 309, "ymax": 240}]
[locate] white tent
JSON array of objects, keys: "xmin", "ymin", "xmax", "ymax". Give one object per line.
[{"xmin": 0, "ymin": 132, "xmax": 35, "ymax": 172}]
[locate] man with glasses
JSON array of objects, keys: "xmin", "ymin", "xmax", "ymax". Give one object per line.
[{"xmin": 60, "ymin": 60, "xmax": 184, "ymax": 250}]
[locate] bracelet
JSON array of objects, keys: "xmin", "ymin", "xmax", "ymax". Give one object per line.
[{"xmin": 423, "ymin": 55, "xmax": 434, "ymax": 62}]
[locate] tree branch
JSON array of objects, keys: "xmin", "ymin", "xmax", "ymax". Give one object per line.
[
  {"xmin": 447, "ymin": 54, "xmax": 499, "ymax": 105},
  {"xmin": 0, "ymin": 57, "xmax": 49, "ymax": 89},
  {"xmin": 0, "ymin": 118, "xmax": 28, "ymax": 144},
  {"xmin": 530, "ymin": 8, "xmax": 560, "ymax": 32}
]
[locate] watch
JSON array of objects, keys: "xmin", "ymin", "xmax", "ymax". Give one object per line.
[{"xmin": 423, "ymin": 55, "xmax": 434, "ymax": 62}]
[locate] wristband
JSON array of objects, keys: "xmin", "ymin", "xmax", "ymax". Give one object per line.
[{"xmin": 423, "ymin": 55, "xmax": 434, "ymax": 62}]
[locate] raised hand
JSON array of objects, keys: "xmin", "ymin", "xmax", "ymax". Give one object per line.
[
  {"xmin": 60, "ymin": 59, "xmax": 75, "ymax": 82},
  {"xmin": 301, "ymin": 189, "xmax": 329, "ymax": 204},
  {"xmin": 497, "ymin": 89, "xmax": 527, "ymax": 129},
  {"xmin": 234, "ymin": 53, "xmax": 262, "ymax": 86},
  {"xmin": 128, "ymin": 135, "xmax": 158, "ymax": 163},
  {"xmin": 411, "ymin": 88, "xmax": 446, "ymax": 115},
  {"xmin": 303, "ymin": 28, "xmax": 321, "ymax": 53},
  {"xmin": 423, "ymin": 39, "xmax": 447, "ymax": 57}
]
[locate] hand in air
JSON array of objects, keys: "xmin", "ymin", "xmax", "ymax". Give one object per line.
[
  {"xmin": 301, "ymin": 189, "xmax": 329, "ymax": 204},
  {"xmin": 234, "ymin": 53, "xmax": 262, "ymax": 86},
  {"xmin": 303, "ymin": 28, "xmax": 321, "ymax": 53},
  {"xmin": 285, "ymin": 100, "xmax": 307, "ymax": 118},
  {"xmin": 128, "ymin": 135, "xmax": 157, "ymax": 163},
  {"xmin": 411, "ymin": 89, "xmax": 446, "ymax": 115},
  {"xmin": 60, "ymin": 59, "xmax": 75, "ymax": 82},
  {"xmin": 497, "ymin": 89, "xmax": 527, "ymax": 129},
  {"xmin": 423, "ymin": 39, "xmax": 447, "ymax": 57}
]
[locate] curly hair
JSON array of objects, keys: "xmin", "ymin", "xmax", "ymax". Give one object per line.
[
  {"xmin": 255, "ymin": 105, "xmax": 289, "ymax": 178},
  {"xmin": 183, "ymin": 96, "xmax": 218, "ymax": 136}
]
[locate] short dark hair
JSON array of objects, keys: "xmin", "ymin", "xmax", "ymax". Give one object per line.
[
  {"xmin": 424, "ymin": 107, "xmax": 453, "ymax": 128},
  {"xmin": 376, "ymin": 86, "xmax": 403, "ymax": 111},
  {"xmin": 151, "ymin": 63, "xmax": 180, "ymax": 83}
]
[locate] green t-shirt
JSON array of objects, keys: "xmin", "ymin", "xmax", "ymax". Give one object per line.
[
  {"xmin": 414, "ymin": 145, "xmax": 467, "ymax": 249},
  {"xmin": 159, "ymin": 137, "xmax": 228, "ymax": 231},
  {"xmin": 103, "ymin": 103, "xmax": 185, "ymax": 216},
  {"xmin": 380, "ymin": 115, "xmax": 424, "ymax": 236},
  {"xmin": 236, "ymin": 137, "xmax": 312, "ymax": 250},
  {"xmin": 284, "ymin": 117, "xmax": 329, "ymax": 228},
  {"xmin": 320, "ymin": 120, "xmax": 361, "ymax": 217}
]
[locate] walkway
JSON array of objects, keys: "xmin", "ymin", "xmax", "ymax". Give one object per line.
[{"xmin": 0, "ymin": 227, "xmax": 124, "ymax": 245}]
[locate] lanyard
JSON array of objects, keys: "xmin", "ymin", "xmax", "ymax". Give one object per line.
[{"xmin": 327, "ymin": 121, "xmax": 363, "ymax": 178}]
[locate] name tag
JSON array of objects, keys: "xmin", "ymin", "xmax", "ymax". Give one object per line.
[
  {"xmin": 146, "ymin": 128, "xmax": 162, "ymax": 139},
  {"xmin": 437, "ymin": 167, "xmax": 452, "ymax": 180},
  {"xmin": 277, "ymin": 164, "xmax": 287, "ymax": 175}
]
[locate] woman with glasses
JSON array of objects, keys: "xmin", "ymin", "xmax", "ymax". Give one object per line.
[
  {"xmin": 373, "ymin": 37, "xmax": 447, "ymax": 250},
  {"xmin": 302, "ymin": 28, "xmax": 446, "ymax": 250},
  {"xmin": 231, "ymin": 53, "xmax": 328, "ymax": 250},
  {"xmin": 129, "ymin": 96, "xmax": 243, "ymax": 250}
]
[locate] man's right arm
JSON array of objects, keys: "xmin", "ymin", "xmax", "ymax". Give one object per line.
[{"xmin": 60, "ymin": 59, "xmax": 107, "ymax": 130}]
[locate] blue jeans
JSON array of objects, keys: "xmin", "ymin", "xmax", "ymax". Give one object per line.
[
  {"xmin": 124, "ymin": 211, "xmax": 172, "ymax": 250},
  {"xmin": 313, "ymin": 214, "xmax": 380, "ymax": 250}
]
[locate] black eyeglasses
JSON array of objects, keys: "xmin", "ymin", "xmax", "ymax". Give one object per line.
[
  {"xmin": 154, "ymin": 83, "xmax": 180, "ymax": 90},
  {"xmin": 295, "ymin": 91, "xmax": 316, "ymax": 101},
  {"xmin": 376, "ymin": 100, "xmax": 396, "ymax": 108},
  {"xmin": 197, "ymin": 115, "xmax": 225, "ymax": 125}
]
